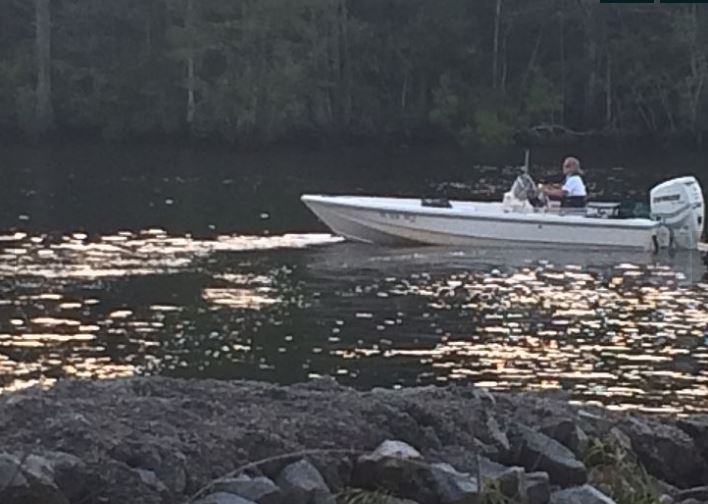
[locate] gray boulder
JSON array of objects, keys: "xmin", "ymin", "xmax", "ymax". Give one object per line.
[
  {"xmin": 654, "ymin": 478, "xmax": 680, "ymax": 498},
  {"xmin": 675, "ymin": 487, "xmax": 708, "ymax": 502},
  {"xmin": 479, "ymin": 459, "xmax": 525, "ymax": 499},
  {"xmin": 430, "ymin": 463, "xmax": 479, "ymax": 504},
  {"xmin": 109, "ymin": 442, "xmax": 188, "ymax": 494},
  {"xmin": 608, "ymin": 427, "xmax": 633, "ymax": 453},
  {"xmin": 312, "ymin": 492, "xmax": 337, "ymax": 504},
  {"xmin": 575, "ymin": 410, "xmax": 614, "ymax": 438},
  {"xmin": 196, "ymin": 492, "xmax": 259, "ymax": 504},
  {"xmin": 513, "ymin": 424, "xmax": 587, "ymax": 486},
  {"xmin": 0, "ymin": 452, "xmax": 69, "ymax": 504},
  {"xmin": 213, "ymin": 474, "xmax": 282, "ymax": 504},
  {"xmin": 0, "ymin": 453, "xmax": 28, "ymax": 489},
  {"xmin": 619, "ymin": 417, "xmax": 707, "ymax": 488},
  {"xmin": 155, "ymin": 450, "xmax": 188, "ymax": 494},
  {"xmin": 428, "ymin": 448, "xmax": 524, "ymax": 501},
  {"xmin": 524, "ymin": 472, "xmax": 551, "ymax": 504},
  {"xmin": 478, "ymin": 456, "xmax": 508, "ymax": 475},
  {"xmin": 353, "ymin": 442, "xmax": 436, "ymax": 504},
  {"xmin": 493, "ymin": 466, "xmax": 525, "ymax": 500},
  {"xmin": 352, "ymin": 439, "xmax": 422, "ymax": 483},
  {"xmin": 353, "ymin": 441, "xmax": 478, "ymax": 504},
  {"xmin": 23, "ymin": 454, "xmax": 55, "ymax": 482},
  {"xmin": 276, "ymin": 459, "xmax": 331, "ymax": 504},
  {"xmin": 678, "ymin": 416, "xmax": 708, "ymax": 460},
  {"xmin": 308, "ymin": 454, "xmax": 353, "ymax": 492},
  {"xmin": 371, "ymin": 440, "xmax": 422, "ymax": 460},
  {"xmin": 135, "ymin": 468, "xmax": 168, "ymax": 494},
  {"xmin": 540, "ymin": 418, "xmax": 590, "ymax": 458},
  {"xmin": 41, "ymin": 451, "xmax": 90, "ymax": 502},
  {"xmin": 473, "ymin": 387, "xmax": 497, "ymax": 406},
  {"xmin": 486, "ymin": 416, "xmax": 511, "ymax": 453},
  {"xmin": 677, "ymin": 499, "xmax": 702, "ymax": 504},
  {"xmin": 550, "ymin": 485, "xmax": 616, "ymax": 504}
]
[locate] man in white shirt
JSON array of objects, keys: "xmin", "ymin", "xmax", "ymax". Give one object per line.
[{"xmin": 541, "ymin": 156, "xmax": 587, "ymax": 207}]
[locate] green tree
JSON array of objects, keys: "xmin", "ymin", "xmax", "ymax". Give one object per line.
[{"xmin": 2, "ymin": 0, "xmax": 708, "ymax": 146}]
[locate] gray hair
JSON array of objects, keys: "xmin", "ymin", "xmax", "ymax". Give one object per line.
[{"xmin": 563, "ymin": 157, "xmax": 583, "ymax": 175}]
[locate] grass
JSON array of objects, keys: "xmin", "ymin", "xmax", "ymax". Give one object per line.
[
  {"xmin": 336, "ymin": 473, "xmax": 518, "ymax": 504},
  {"xmin": 336, "ymin": 488, "xmax": 396, "ymax": 504},
  {"xmin": 479, "ymin": 477, "xmax": 515, "ymax": 504},
  {"xmin": 584, "ymin": 437, "xmax": 662, "ymax": 504}
]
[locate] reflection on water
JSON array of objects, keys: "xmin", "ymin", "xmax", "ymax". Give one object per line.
[
  {"xmin": 2, "ymin": 229, "xmax": 707, "ymax": 413},
  {"xmin": 203, "ymin": 273, "xmax": 281, "ymax": 309},
  {"xmin": 1, "ymin": 229, "xmax": 340, "ymax": 279},
  {"xmin": 1, "ymin": 144, "xmax": 707, "ymax": 411},
  {"xmin": 0, "ymin": 231, "xmax": 339, "ymax": 389}
]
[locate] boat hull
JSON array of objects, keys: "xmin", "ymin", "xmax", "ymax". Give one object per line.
[{"xmin": 301, "ymin": 195, "xmax": 659, "ymax": 251}]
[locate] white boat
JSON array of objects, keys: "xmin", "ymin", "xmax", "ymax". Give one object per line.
[{"xmin": 301, "ymin": 175, "xmax": 705, "ymax": 252}]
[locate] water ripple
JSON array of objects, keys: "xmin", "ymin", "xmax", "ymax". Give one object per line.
[{"xmin": 1, "ymin": 231, "xmax": 707, "ymax": 413}]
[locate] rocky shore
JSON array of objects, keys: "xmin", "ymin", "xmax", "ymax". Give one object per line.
[{"xmin": 1, "ymin": 377, "xmax": 708, "ymax": 504}]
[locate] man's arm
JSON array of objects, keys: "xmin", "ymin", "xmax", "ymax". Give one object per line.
[{"xmin": 541, "ymin": 184, "xmax": 567, "ymax": 199}]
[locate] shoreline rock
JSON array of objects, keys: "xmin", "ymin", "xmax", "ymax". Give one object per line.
[{"xmin": 0, "ymin": 377, "xmax": 707, "ymax": 504}]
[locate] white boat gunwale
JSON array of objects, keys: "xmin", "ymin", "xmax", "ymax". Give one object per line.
[{"xmin": 300, "ymin": 194, "xmax": 659, "ymax": 230}]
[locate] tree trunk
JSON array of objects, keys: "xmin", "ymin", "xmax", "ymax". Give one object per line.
[
  {"xmin": 492, "ymin": 0, "xmax": 502, "ymax": 90},
  {"xmin": 583, "ymin": 3, "xmax": 598, "ymax": 128},
  {"xmin": 186, "ymin": 56, "xmax": 195, "ymax": 125},
  {"xmin": 417, "ymin": 69, "xmax": 428, "ymax": 120},
  {"xmin": 34, "ymin": 0, "xmax": 54, "ymax": 134},
  {"xmin": 559, "ymin": 8, "xmax": 565, "ymax": 125},
  {"xmin": 339, "ymin": 0, "xmax": 351, "ymax": 126},
  {"xmin": 688, "ymin": 4, "xmax": 705, "ymax": 144},
  {"xmin": 145, "ymin": 17, "xmax": 152, "ymax": 54},
  {"xmin": 329, "ymin": 0, "xmax": 341, "ymax": 128},
  {"xmin": 324, "ymin": 7, "xmax": 335, "ymax": 127},
  {"xmin": 605, "ymin": 53, "xmax": 612, "ymax": 127},
  {"xmin": 585, "ymin": 38, "xmax": 597, "ymax": 127},
  {"xmin": 185, "ymin": 0, "xmax": 196, "ymax": 128},
  {"xmin": 521, "ymin": 27, "xmax": 543, "ymax": 93},
  {"xmin": 500, "ymin": 25, "xmax": 509, "ymax": 96}
]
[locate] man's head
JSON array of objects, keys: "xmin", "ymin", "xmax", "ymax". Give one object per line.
[{"xmin": 562, "ymin": 156, "xmax": 582, "ymax": 176}]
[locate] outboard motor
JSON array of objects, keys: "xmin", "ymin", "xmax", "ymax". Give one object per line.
[{"xmin": 650, "ymin": 176, "xmax": 705, "ymax": 250}]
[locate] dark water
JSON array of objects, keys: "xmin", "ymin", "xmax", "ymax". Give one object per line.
[{"xmin": 1, "ymin": 144, "xmax": 707, "ymax": 413}]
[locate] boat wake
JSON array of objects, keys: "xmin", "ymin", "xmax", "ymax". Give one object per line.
[
  {"xmin": 305, "ymin": 242, "xmax": 708, "ymax": 284},
  {"xmin": 0, "ymin": 230, "xmax": 343, "ymax": 280}
]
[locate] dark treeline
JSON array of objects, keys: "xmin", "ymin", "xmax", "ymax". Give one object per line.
[{"xmin": 1, "ymin": 0, "xmax": 708, "ymax": 147}]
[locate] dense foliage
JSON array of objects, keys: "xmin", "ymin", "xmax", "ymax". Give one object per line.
[{"xmin": 2, "ymin": 0, "xmax": 708, "ymax": 146}]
